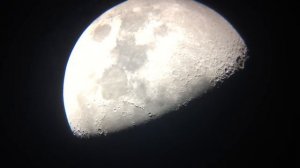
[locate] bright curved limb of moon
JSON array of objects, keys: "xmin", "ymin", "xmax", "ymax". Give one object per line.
[{"xmin": 63, "ymin": 0, "xmax": 248, "ymax": 137}]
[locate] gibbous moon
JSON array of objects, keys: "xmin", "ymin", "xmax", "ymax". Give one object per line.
[{"xmin": 63, "ymin": 0, "xmax": 247, "ymax": 137}]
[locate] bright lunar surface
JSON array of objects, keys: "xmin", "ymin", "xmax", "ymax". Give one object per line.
[{"xmin": 63, "ymin": 0, "xmax": 248, "ymax": 137}]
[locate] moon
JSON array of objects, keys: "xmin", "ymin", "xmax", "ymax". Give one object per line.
[{"xmin": 63, "ymin": 0, "xmax": 247, "ymax": 137}]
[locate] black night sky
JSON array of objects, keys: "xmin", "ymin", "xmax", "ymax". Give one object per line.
[{"xmin": 1, "ymin": 0, "xmax": 291, "ymax": 167}]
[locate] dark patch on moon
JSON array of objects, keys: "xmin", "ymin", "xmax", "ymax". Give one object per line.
[
  {"xmin": 154, "ymin": 24, "xmax": 169, "ymax": 36},
  {"xmin": 98, "ymin": 66, "xmax": 129, "ymax": 99},
  {"xmin": 119, "ymin": 7, "xmax": 152, "ymax": 32},
  {"xmin": 112, "ymin": 36, "xmax": 148, "ymax": 72},
  {"xmin": 93, "ymin": 24, "xmax": 111, "ymax": 42}
]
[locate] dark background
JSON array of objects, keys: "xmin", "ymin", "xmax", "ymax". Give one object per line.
[{"xmin": 1, "ymin": 0, "xmax": 291, "ymax": 167}]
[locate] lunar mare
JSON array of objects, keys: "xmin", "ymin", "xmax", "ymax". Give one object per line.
[{"xmin": 63, "ymin": 0, "xmax": 248, "ymax": 137}]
